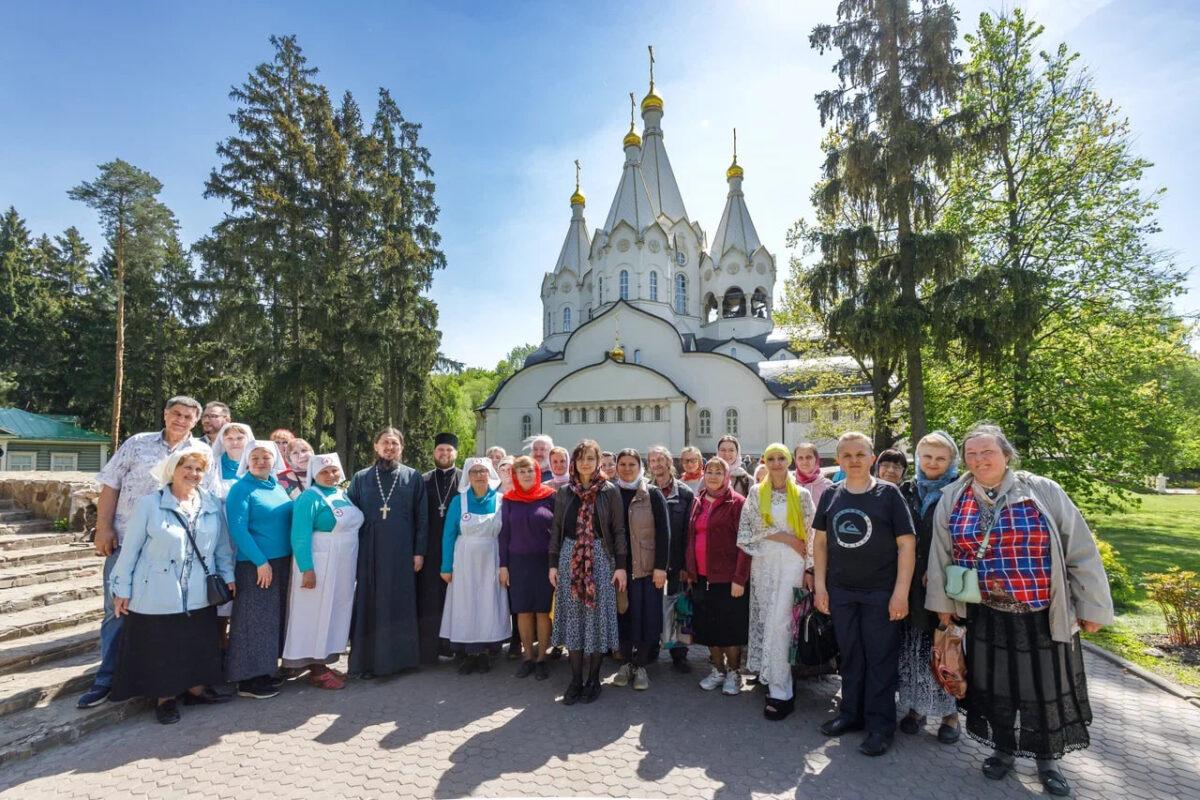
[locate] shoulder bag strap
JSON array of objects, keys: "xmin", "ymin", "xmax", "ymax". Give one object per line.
[
  {"xmin": 163, "ymin": 490, "xmax": 215, "ymax": 579},
  {"xmin": 971, "ymin": 492, "xmax": 1009, "ymax": 567}
]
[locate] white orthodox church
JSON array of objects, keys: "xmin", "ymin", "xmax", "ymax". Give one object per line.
[{"xmin": 476, "ymin": 69, "xmax": 865, "ymax": 459}]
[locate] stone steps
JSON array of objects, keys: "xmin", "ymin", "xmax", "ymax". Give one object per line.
[
  {"xmin": 0, "ymin": 542, "xmax": 94, "ymax": 569},
  {"xmin": 0, "ymin": 519, "xmax": 59, "ymax": 536},
  {"xmin": 0, "ymin": 499, "xmax": 14, "ymax": 510},
  {"xmin": 0, "ymin": 575, "xmax": 105, "ymax": 614},
  {"xmin": 0, "ymin": 692, "xmax": 151, "ymax": 767},
  {"xmin": 0, "ymin": 596, "xmax": 106, "ymax": 644},
  {"xmin": 0, "ymin": 532, "xmax": 84, "ymax": 552},
  {"xmin": 0, "ymin": 560, "xmax": 101, "ymax": 590},
  {"xmin": 0, "ymin": 650, "xmax": 100, "ymax": 717},
  {"xmin": 0, "ymin": 510, "xmax": 34, "ymax": 524},
  {"xmin": 0, "ymin": 620, "xmax": 100, "ymax": 676}
]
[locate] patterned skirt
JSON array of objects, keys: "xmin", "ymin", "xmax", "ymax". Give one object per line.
[
  {"xmin": 550, "ymin": 538, "xmax": 619, "ymax": 654},
  {"xmin": 226, "ymin": 556, "xmax": 291, "ymax": 682},
  {"xmin": 898, "ymin": 623, "xmax": 958, "ymax": 718},
  {"xmin": 963, "ymin": 604, "xmax": 1092, "ymax": 759}
]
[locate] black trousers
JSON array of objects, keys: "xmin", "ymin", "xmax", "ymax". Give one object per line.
[{"xmin": 829, "ymin": 585, "xmax": 900, "ymax": 736}]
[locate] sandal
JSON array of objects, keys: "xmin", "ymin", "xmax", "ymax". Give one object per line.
[
  {"xmin": 763, "ymin": 696, "xmax": 795, "ymax": 721},
  {"xmin": 309, "ymin": 669, "xmax": 345, "ymax": 690},
  {"xmin": 982, "ymin": 756, "xmax": 1014, "ymax": 781},
  {"xmin": 1038, "ymin": 769, "xmax": 1072, "ymax": 797}
]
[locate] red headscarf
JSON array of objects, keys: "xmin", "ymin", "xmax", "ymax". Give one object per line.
[{"xmin": 504, "ymin": 470, "xmax": 555, "ymax": 503}]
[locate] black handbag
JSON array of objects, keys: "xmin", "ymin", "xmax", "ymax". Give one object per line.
[
  {"xmin": 796, "ymin": 606, "xmax": 839, "ymax": 667},
  {"xmin": 166, "ymin": 497, "xmax": 232, "ymax": 607}
]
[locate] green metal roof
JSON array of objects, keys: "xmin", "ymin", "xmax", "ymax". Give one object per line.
[{"xmin": 0, "ymin": 407, "xmax": 109, "ymax": 443}]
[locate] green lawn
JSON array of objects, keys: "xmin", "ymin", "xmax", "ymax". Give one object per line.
[{"xmin": 1086, "ymin": 494, "xmax": 1200, "ymax": 689}]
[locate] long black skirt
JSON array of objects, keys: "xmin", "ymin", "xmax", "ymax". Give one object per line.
[
  {"xmin": 619, "ymin": 574, "xmax": 663, "ymax": 645},
  {"xmin": 226, "ymin": 556, "xmax": 291, "ymax": 682},
  {"xmin": 691, "ymin": 578, "xmax": 748, "ymax": 648},
  {"xmin": 507, "ymin": 552, "xmax": 553, "ymax": 614},
  {"xmin": 110, "ymin": 606, "xmax": 222, "ymax": 701},
  {"xmin": 963, "ymin": 604, "xmax": 1092, "ymax": 759}
]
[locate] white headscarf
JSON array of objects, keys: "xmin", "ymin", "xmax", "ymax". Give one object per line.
[
  {"xmin": 458, "ymin": 456, "xmax": 500, "ymax": 494},
  {"xmin": 151, "ymin": 443, "xmax": 214, "ymax": 487},
  {"xmin": 614, "ymin": 453, "xmax": 645, "ymax": 491},
  {"xmin": 210, "ymin": 422, "xmax": 255, "ymax": 468},
  {"xmin": 547, "ymin": 447, "xmax": 571, "ymax": 487},
  {"xmin": 306, "ymin": 452, "xmax": 345, "ymax": 486},
  {"xmin": 237, "ymin": 439, "xmax": 286, "ymax": 478}
]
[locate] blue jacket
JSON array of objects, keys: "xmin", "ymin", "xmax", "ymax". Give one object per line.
[{"xmin": 110, "ymin": 487, "xmax": 235, "ymax": 615}]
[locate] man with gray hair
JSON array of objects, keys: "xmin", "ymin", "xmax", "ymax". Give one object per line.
[
  {"xmin": 527, "ymin": 434, "xmax": 553, "ymax": 482},
  {"xmin": 77, "ymin": 395, "xmax": 211, "ymax": 709}
]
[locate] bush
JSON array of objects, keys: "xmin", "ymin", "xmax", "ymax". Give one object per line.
[
  {"xmin": 1097, "ymin": 538, "xmax": 1136, "ymax": 608},
  {"xmin": 1143, "ymin": 568, "xmax": 1200, "ymax": 646}
]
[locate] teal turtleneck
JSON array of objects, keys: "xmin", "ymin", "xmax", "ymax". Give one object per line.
[{"xmin": 225, "ymin": 471, "xmax": 293, "ymax": 566}]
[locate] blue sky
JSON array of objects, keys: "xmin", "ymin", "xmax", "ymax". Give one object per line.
[{"xmin": 2, "ymin": 0, "xmax": 1196, "ymax": 367}]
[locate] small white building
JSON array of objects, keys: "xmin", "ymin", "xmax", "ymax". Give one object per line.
[{"xmin": 476, "ymin": 75, "xmax": 866, "ymax": 460}]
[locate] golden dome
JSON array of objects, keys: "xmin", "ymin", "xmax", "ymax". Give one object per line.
[
  {"xmin": 726, "ymin": 161, "xmax": 744, "ymax": 180},
  {"xmin": 570, "ymin": 189, "xmax": 586, "ymax": 206},
  {"xmin": 623, "ymin": 129, "xmax": 642, "ymax": 148},
  {"xmin": 641, "ymin": 87, "xmax": 663, "ymax": 112},
  {"xmin": 610, "ymin": 343, "xmax": 625, "ymax": 362}
]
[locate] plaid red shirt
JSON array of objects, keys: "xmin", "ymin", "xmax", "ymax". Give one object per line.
[{"xmin": 949, "ymin": 488, "xmax": 1051, "ymax": 610}]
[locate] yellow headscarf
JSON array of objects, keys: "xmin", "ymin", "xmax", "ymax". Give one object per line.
[{"xmin": 758, "ymin": 443, "xmax": 807, "ymax": 540}]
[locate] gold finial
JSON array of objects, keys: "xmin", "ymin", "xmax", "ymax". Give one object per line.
[
  {"xmin": 726, "ymin": 127, "xmax": 744, "ymax": 180},
  {"xmin": 570, "ymin": 159, "xmax": 585, "ymax": 206},
  {"xmin": 623, "ymin": 92, "xmax": 642, "ymax": 147},
  {"xmin": 641, "ymin": 45, "xmax": 663, "ymax": 112},
  {"xmin": 610, "ymin": 325, "xmax": 625, "ymax": 362}
]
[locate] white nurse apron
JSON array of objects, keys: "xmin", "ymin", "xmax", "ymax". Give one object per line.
[{"xmin": 439, "ymin": 499, "xmax": 512, "ymax": 644}]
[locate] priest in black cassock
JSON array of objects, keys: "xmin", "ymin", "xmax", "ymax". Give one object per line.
[
  {"xmin": 348, "ymin": 427, "xmax": 427, "ymax": 678},
  {"xmin": 417, "ymin": 432, "xmax": 462, "ymax": 665}
]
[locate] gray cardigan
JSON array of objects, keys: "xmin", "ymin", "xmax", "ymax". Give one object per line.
[{"xmin": 925, "ymin": 470, "xmax": 1114, "ymax": 643}]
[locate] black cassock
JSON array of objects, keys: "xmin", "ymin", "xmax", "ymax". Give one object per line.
[
  {"xmin": 347, "ymin": 461, "xmax": 427, "ymax": 676},
  {"xmin": 416, "ymin": 466, "xmax": 460, "ymax": 664}
]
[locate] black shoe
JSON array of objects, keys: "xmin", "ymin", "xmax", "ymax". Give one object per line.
[
  {"xmin": 507, "ymin": 641, "xmax": 522, "ymax": 659},
  {"xmin": 581, "ymin": 679, "xmax": 601, "ymax": 704},
  {"xmin": 1038, "ymin": 768, "xmax": 1071, "ymax": 797},
  {"xmin": 899, "ymin": 713, "xmax": 926, "ymax": 735},
  {"xmin": 547, "ymin": 646, "xmax": 563, "ymax": 660},
  {"xmin": 937, "ymin": 722, "xmax": 961, "ymax": 744},
  {"xmin": 475, "ymin": 654, "xmax": 491, "ymax": 673},
  {"xmin": 534, "ymin": 661, "xmax": 550, "ymax": 681},
  {"xmin": 155, "ymin": 699, "xmax": 181, "ymax": 725},
  {"xmin": 359, "ymin": 671, "xmax": 377, "ymax": 680},
  {"xmin": 858, "ymin": 732, "xmax": 893, "ymax": 757},
  {"xmin": 237, "ymin": 678, "xmax": 279, "ymax": 700},
  {"xmin": 515, "ymin": 659, "xmax": 536, "ymax": 678},
  {"xmin": 457, "ymin": 656, "xmax": 477, "ymax": 675},
  {"xmin": 763, "ymin": 696, "xmax": 795, "ymax": 721},
  {"xmin": 182, "ymin": 687, "xmax": 231, "ymax": 706},
  {"xmin": 982, "ymin": 756, "xmax": 1015, "ymax": 781},
  {"xmin": 820, "ymin": 715, "xmax": 865, "ymax": 737},
  {"xmin": 671, "ymin": 655, "xmax": 692, "ymax": 674},
  {"xmin": 562, "ymin": 681, "xmax": 583, "ymax": 705}
]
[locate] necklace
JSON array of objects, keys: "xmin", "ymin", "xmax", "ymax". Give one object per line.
[
  {"xmin": 434, "ymin": 468, "xmax": 456, "ymax": 518},
  {"xmin": 374, "ymin": 465, "xmax": 400, "ymax": 520}
]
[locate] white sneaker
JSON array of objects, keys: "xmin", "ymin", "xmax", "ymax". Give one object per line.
[
  {"xmin": 633, "ymin": 666, "xmax": 649, "ymax": 691},
  {"xmin": 722, "ymin": 670, "xmax": 743, "ymax": 696},
  {"xmin": 612, "ymin": 662, "xmax": 633, "ymax": 687},
  {"xmin": 699, "ymin": 667, "xmax": 726, "ymax": 691}
]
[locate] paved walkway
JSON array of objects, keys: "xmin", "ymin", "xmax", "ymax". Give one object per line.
[{"xmin": 1, "ymin": 649, "xmax": 1196, "ymax": 799}]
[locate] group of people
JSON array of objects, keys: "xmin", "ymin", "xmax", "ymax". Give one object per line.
[{"xmin": 75, "ymin": 396, "xmax": 1114, "ymax": 798}]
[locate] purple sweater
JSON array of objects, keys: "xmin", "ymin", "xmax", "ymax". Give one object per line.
[{"xmin": 498, "ymin": 495, "xmax": 556, "ymax": 567}]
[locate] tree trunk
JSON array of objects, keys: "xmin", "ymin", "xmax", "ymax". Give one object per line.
[
  {"xmin": 110, "ymin": 217, "xmax": 126, "ymax": 453},
  {"xmin": 313, "ymin": 379, "xmax": 326, "ymax": 452},
  {"xmin": 335, "ymin": 398, "xmax": 349, "ymax": 473}
]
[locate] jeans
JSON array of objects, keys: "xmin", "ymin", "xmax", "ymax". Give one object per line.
[
  {"xmin": 92, "ymin": 549, "xmax": 123, "ymax": 689},
  {"xmin": 829, "ymin": 585, "xmax": 900, "ymax": 736}
]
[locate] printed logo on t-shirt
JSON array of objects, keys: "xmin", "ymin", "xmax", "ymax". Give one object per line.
[{"xmin": 832, "ymin": 508, "xmax": 873, "ymax": 549}]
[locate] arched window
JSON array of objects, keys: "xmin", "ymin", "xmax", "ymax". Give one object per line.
[
  {"xmin": 562, "ymin": 306, "xmax": 572, "ymax": 332},
  {"xmin": 580, "ymin": 408, "xmax": 588, "ymax": 424},
  {"xmin": 704, "ymin": 293, "xmax": 719, "ymax": 324},
  {"xmin": 698, "ymin": 409, "xmax": 712, "ymax": 437},
  {"xmin": 810, "ymin": 407, "xmax": 818, "ymax": 422},
  {"xmin": 633, "ymin": 349, "xmax": 642, "ymax": 363},
  {"xmin": 751, "ymin": 287, "xmax": 769, "ymax": 318},
  {"xmin": 521, "ymin": 414, "xmax": 532, "ymax": 439},
  {"xmin": 722, "ymin": 287, "xmax": 746, "ymax": 318},
  {"xmin": 730, "ymin": 346, "xmax": 738, "ymax": 358},
  {"xmin": 546, "ymin": 310, "xmax": 552, "ymax": 335},
  {"xmin": 617, "ymin": 406, "xmax": 625, "ymax": 422},
  {"xmin": 597, "ymin": 276, "xmax": 605, "ymax": 303},
  {"xmin": 561, "ymin": 409, "xmax": 570, "ymax": 425},
  {"xmin": 789, "ymin": 407, "xmax": 798, "ymax": 423},
  {"xmin": 675, "ymin": 273, "xmax": 688, "ymax": 314},
  {"xmin": 654, "ymin": 405, "xmax": 662, "ymax": 422},
  {"xmin": 598, "ymin": 407, "xmax": 607, "ymax": 423},
  {"xmin": 649, "ymin": 270, "xmax": 658, "ymax": 301},
  {"xmin": 619, "ymin": 270, "xmax": 629, "ymax": 300},
  {"xmin": 725, "ymin": 408, "xmax": 739, "ymax": 435},
  {"xmin": 635, "ymin": 406, "xmax": 643, "ymax": 422}
]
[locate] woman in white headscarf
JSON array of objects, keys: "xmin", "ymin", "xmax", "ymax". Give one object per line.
[
  {"xmin": 224, "ymin": 440, "xmax": 294, "ymax": 699},
  {"xmin": 439, "ymin": 457, "xmax": 511, "ymax": 674},
  {"xmin": 545, "ymin": 446, "xmax": 571, "ymax": 488},
  {"xmin": 210, "ymin": 422, "xmax": 255, "ymax": 498},
  {"xmin": 281, "ymin": 453, "xmax": 363, "ymax": 689}
]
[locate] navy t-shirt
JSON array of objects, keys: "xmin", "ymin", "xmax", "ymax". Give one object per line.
[{"xmin": 812, "ymin": 479, "xmax": 916, "ymax": 592}]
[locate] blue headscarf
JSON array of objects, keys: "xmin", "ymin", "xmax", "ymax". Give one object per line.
[{"xmin": 914, "ymin": 430, "xmax": 960, "ymax": 516}]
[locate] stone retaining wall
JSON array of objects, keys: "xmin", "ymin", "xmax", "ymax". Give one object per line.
[{"xmin": 0, "ymin": 472, "xmax": 99, "ymax": 531}]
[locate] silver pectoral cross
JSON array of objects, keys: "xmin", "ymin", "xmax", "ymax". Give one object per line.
[
  {"xmin": 438, "ymin": 502, "xmax": 447, "ymax": 517},
  {"xmin": 380, "ymin": 504, "xmax": 391, "ymax": 520}
]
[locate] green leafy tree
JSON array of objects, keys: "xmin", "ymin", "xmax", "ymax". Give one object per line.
[{"xmin": 809, "ymin": 0, "xmax": 964, "ymax": 443}]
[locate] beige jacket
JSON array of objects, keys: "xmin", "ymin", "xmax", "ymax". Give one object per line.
[{"xmin": 925, "ymin": 470, "xmax": 1114, "ymax": 643}]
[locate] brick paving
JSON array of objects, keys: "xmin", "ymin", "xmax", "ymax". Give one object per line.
[{"xmin": 0, "ymin": 648, "xmax": 1196, "ymax": 799}]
